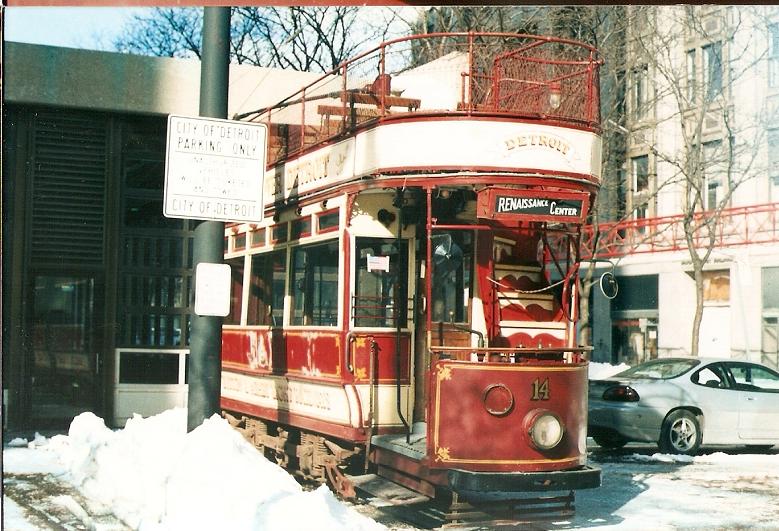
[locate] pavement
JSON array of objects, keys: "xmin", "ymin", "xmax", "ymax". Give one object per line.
[{"xmin": 3, "ymin": 472, "xmax": 130, "ymax": 531}]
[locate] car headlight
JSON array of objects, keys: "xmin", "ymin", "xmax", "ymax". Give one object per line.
[{"xmin": 527, "ymin": 410, "xmax": 564, "ymax": 450}]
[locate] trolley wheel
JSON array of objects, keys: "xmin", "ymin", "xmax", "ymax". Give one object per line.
[{"xmin": 659, "ymin": 410, "xmax": 701, "ymax": 455}]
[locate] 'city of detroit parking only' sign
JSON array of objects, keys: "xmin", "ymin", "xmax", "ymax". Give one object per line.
[{"xmin": 164, "ymin": 115, "xmax": 267, "ymax": 223}]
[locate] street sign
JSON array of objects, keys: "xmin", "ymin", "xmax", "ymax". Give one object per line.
[
  {"xmin": 194, "ymin": 263, "xmax": 232, "ymax": 316},
  {"xmin": 164, "ymin": 115, "xmax": 267, "ymax": 223}
]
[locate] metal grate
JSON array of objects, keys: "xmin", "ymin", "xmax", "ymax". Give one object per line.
[{"xmin": 30, "ymin": 110, "xmax": 107, "ymax": 266}]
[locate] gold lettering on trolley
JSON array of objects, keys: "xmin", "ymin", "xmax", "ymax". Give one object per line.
[
  {"xmin": 504, "ymin": 134, "xmax": 570, "ymax": 156},
  {"xmin": 286, "ymin": 153, "xmax": 331, "ymax": 193},
  {"xmin": 531, "ymin": 378, "xmax": 550, "ymax": 401}
]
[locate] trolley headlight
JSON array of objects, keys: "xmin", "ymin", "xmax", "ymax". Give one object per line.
[{"xmin": 527, "ymin": 410, "xmax": 564, "ymax": 450}]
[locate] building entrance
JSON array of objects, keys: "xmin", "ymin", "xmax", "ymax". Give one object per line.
[{"xmin": 30, "ymin": 275, "xmax": 102, "ymax": 428}]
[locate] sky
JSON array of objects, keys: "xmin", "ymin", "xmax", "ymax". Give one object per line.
[
  {"xmin": 4, "ymin": 7, "xmax": 151, "ymax": 50},
  {"xmin": 5, "ymin": 362, "xmax": 779, "ymax": 531}
]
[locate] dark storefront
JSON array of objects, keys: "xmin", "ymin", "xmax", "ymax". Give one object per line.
[
  {"xmin": 610, "ymin": 274, "xmax": 659, "ymax": 365},
  {"xmin": 3, "ymin": 106, "xmax": 195, "ymax": 431}
]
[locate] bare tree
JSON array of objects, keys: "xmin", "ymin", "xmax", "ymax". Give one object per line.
[
  {"xmin": 618, "ymin": 5, "xmax": 776, "ymax": 356},
  {"xmin": 114, "ymin": 7, "xmax": 406, "ymax": 72},
  {"xmin": 114, "ymin": 8, "xmax": 203, "ymax": 59}
]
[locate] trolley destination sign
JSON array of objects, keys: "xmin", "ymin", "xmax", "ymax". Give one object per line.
[
  {"xmin": 477, "ymin": 188, "xmax": 589, "ymax": 224},
  {"xmin": 164, "ymin": 115, "xmax": 267, "ymax": 223}
]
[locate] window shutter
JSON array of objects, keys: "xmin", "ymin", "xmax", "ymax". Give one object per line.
[{"xmin": 30, "ymin": 110, "xmax": 107, "ymax": 266}]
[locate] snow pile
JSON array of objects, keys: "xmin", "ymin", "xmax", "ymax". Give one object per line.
[
  {"xmin": 14, "ymin": 409, "xmax": 385, "ymax": 531},
  {"xmin": 588, "ymin": 362, "xmax": 630, "ymax": 380}
]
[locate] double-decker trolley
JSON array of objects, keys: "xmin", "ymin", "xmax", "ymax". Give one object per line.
[{"xmin": 221, "ymin": 33, "xmax": 602, "ymax": 525}]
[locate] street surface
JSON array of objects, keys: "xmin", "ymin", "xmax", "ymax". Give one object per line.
[
  {"xmin": 353, "ymin": 442, "xmax": 779, "ymax": 530},
  {"xmin": 4, "ymin": 439, "xmax": 778, "ymax": 530}
]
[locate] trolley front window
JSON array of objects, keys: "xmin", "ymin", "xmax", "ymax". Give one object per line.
[
  {"xmin": 431, "ymin": 231, "xmax": 472, "ymax": 323},
  {"xmin": 291, "ymin": 241, "xmax": 339, "ymax": 326},
  {"xmin": 248, "ymin": 250, "xmax": 286, "ymax": 326},
  {"xmin": 353, "ymin": 238, "xmax": 408, "ymax": 328}
]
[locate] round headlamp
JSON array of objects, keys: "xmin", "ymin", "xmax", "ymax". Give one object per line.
[{"xmin": 527, "ymin": 411, "xmax": 564, "ymax": 450}]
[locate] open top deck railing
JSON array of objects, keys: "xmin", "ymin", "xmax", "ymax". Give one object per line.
[{"xmin": 236, "ymin": 32, "xmax": 602, "ymax": 167}]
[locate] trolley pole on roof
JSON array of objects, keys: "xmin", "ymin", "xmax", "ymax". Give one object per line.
[{"xmin": 187, "ymin": 6, "xmax": 231, "ymax": 432}]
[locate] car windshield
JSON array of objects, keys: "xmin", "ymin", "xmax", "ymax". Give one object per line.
[{"xmin": 614, "ymin": 359, "xmax": 700, "ymax": 379}]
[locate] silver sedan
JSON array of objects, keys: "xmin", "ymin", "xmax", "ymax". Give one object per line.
[{"xmin": 588, "ymin": 357, "xmax": 779, "ymax": 454}]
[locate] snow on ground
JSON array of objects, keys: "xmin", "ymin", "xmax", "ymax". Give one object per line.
[
  {"xmin": 3, "ymin": 409, "xmax": 385, "ymax": 531},
  {"xmin": 569, "ymin": 447, "xmax": 779, "ymax": 530},
  {"xmin": 4, "ymin": 366, "xmax": 778, "ymax": 531}
]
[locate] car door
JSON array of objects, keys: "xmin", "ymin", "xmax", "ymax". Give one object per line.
[
  {"xmin": 724, "ymin": 362, "xmax": 779, "ymax": 440},
  {"xmin": 688, "ymin": 362, "xmax": 740, "ymax": 443}
]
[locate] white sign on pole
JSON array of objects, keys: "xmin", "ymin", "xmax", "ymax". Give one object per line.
[
  {"xmin": 164, "ymin": 115, "xmax": 267, "ymax": 223},
  {"xmin": 194, "ymin": 263, "xmax": 232, "ymax": 317}
]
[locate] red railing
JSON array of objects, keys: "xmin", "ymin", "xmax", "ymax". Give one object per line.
[
  {"xmin": 235, "ymin": 33, "xmax": 601, "ymax": 167},
  {"xmin": 582, "ymin": 203, "xmax": 779, "ymax": 259}
]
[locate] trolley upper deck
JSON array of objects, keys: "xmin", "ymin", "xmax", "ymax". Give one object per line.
[{"xmin": 237, "ymin": 33, "xmax": 602, "ymax": 210}]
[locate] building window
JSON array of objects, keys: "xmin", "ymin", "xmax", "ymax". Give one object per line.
[
  {"xmin": 769, "ymin": 129, "xmax": 779, "ymax": 201},
  {"xmin": 763, "ymin": 267, "xmax": 779, "ymax": 368},
  {"xmin": 291, "ymin": 241, "xmax": 339, "ymax": 326},
  {"xmin": 631, "ymin": 155, "xmax": 649, "ymax": 193},
  {"xmin": 703, "ymin": 270, "xmax": 729, "ymax": 303},
  {"xmin": 770, "ymin": 23, "xmax": 779, "ymax": 88},
  {"xmin": 701, "ymin": 140, "xmax": 727, "ymax": 210},
  {"xmin": 763, "ymin": 267, "xmax": 779, "ymax": 309},
  {"xmin": 707, "ymin": 181, "xmax": 720, "ymax": 211},
  {"xmin": 703, "ymin": 140, "xmax": 724, "ymax": 210},
  {"xmin": 703, "ymin": 42, "xmax": 723, "ymax": 101},
  {"xmin": 686, "ymin": 49, "xmax": 697, "ymax": 103},
  {"xmin": 119, "ymin": 118, "xmax": 193, "ymax": 348},
  {"xmin": 631, "ymin": 65, "xmax": 650, "ymax": 118}
]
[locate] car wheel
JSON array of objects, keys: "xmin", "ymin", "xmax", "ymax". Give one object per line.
[
  {"xmin": 593, "ymin": 432, "xmax": 628, "ymax": 449},
  {"xmin": 659, "ymin": 410, "xmax": 702, "ymax": 455}
]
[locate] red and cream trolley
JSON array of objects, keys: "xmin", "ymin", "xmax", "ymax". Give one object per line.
[{"xmin": 221, "ymin": 32, "xmax": 602, "ymax": 522}]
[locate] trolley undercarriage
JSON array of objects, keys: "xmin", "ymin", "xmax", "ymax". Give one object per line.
[{"xmin": 223, "ymin": 411, "xmax": 599, "ymax": 527}]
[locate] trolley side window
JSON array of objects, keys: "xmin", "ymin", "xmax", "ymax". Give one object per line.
[
  {"xmin": 247, "ymin": 250, "xmax": 286, "ymax": 326},
  {"xmin": 224, "ymin": 257, "xmax": 245, "ymax": 325},
  {"xmin": 291, "ymin": 241, "xmax": 339, "ymax": 326},
  {"xmin": 431, "ymin": 231, "xmax": 473, "ymax": 323},
  {"xmin": 353, "ymin": 238, "xmax": 408, "ymax": 328}
]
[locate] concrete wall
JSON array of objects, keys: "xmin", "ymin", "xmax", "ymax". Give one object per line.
[{"xmin": 4, "ymin": 41, "xmax": 323, "ymax": 118}]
